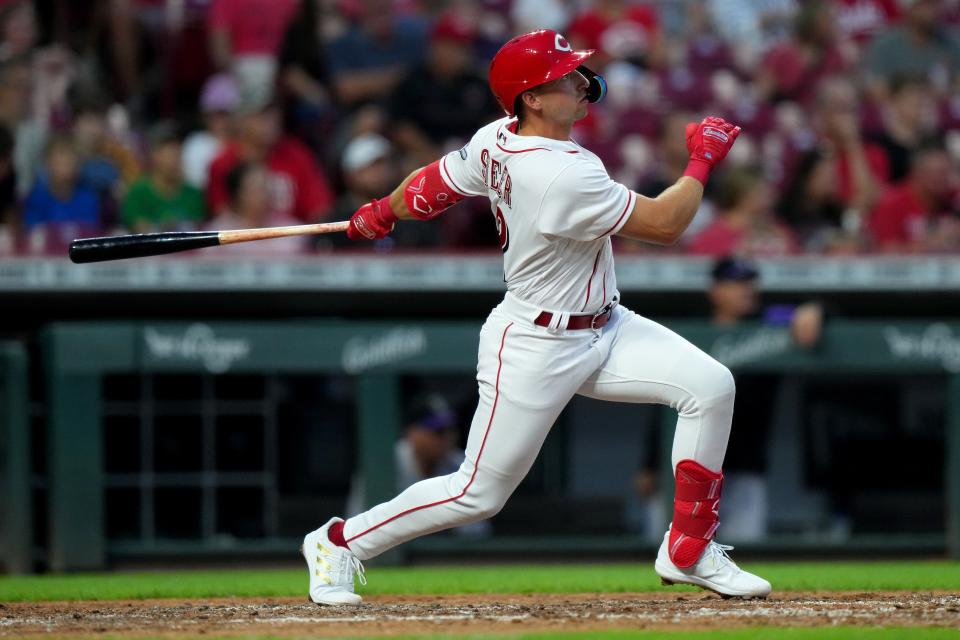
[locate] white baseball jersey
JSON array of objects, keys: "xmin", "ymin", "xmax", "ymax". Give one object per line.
[{"xmin": 439, "ymin": 116, "xmax": 637, "ymax": 313}]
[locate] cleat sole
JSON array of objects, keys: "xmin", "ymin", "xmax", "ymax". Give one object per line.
[{"xmin": 658, "ymin": 573, "xmax": 768, "ymax": 600}]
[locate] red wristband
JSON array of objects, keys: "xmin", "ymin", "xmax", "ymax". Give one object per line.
[{"xmin": 682, "ymin": 159, "xmax": 712, "ymax": 186}]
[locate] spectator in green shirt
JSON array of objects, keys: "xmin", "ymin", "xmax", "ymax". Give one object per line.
[{"xmin": 122, "ymin": 123, "xmax": 205, "ymax": 232}]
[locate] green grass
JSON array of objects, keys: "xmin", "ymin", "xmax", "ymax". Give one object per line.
[{"xmin": 1, "ymin": 561, "xmax": 958, "ymax": 602}]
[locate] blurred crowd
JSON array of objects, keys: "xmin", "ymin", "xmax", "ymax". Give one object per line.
[{"xmin": 0, "ymin": 0, "xmax": 958, "ymax": 257}]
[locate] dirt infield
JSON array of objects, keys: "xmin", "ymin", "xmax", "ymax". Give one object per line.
[{"xmin": 2, "ymin": 592, "xmax": 959, "ymax": 637}]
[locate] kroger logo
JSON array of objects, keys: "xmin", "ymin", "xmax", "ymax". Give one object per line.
[
  {"xmin": 884, "ymin": 323, "xmax": 960, "ymax": 372},
  {"xmin": 144, "ymin": 324, "xmax": 251, "ymax": 374}
]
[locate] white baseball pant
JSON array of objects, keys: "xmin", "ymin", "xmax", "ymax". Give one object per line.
[{"xmin": 342, "ymin": 293, "xmax": 735, "ymax": 560}]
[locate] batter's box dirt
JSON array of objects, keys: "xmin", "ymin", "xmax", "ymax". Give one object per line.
[{"xmin": 2, "ymin": 592, "xmax": 958, "ymax": 638}]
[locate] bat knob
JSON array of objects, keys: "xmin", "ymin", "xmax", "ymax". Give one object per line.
[{"xmin": 69, "ymin": 240, "xmax": 92, "ymax": 264}]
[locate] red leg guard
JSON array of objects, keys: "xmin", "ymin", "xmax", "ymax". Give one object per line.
[{"xmin": 668, "ymin": 460, "xmax": 723, "ymax": 568}]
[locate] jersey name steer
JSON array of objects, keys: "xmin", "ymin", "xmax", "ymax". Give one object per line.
[{"xmin": 479, "ymin": 148, "xmax": 512, "ymax": 206}]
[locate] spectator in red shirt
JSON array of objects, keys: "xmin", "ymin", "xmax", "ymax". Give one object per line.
[
  {"xmin": 867, "ymin": 144, "xmax": 959, "ymax": 252},
  {"xmin": 687, "ymin": 166, "xmax": 799, "ymax": 257},
  {"xmin": 757, "ymin": 1, "xmax": 850, "ymax": 106},
  {"xmin": 206, "ymin": 161, "xmax": 309, "ymax": 256},
  {"xmin": 809, "ymin": 76, "xmax": 890, "ymax": 226},
  {"xmin": 208, "ymin": 0, "xmax": 298, "ymax": 97},
  {"xmin": 207, "ymin": 89, "xmax": 333, "ymax": 225},
  {"xmin": 567, "ymin": 0, "xmax": 664, "ymax": 69}
]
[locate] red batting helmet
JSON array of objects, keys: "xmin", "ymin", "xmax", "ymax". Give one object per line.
[{"xmin": 489, "ymin": 29, "xmax": 607, "ymax": 116}]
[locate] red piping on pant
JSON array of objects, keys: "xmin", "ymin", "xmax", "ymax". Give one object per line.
[{"xmin": 345, "ymin": 321, "xmax": 514, "ymax": 544}]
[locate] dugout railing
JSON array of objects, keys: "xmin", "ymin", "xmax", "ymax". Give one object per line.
[{"xmin": 26, "ymin": 320, "xmax": 960, "ymax": 571}]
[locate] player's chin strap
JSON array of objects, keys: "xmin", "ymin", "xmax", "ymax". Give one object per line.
[{"xmin": 578, "ymin": 65, "xmax": 607, "ymax": 104}]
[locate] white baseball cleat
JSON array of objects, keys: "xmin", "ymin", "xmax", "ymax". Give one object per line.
[
  {"xmin": 654, "ymin": 530, "xmax": 772, "ymax": 599},
  {"xmin": 301, "ymin": 517, "xmax": 366, "ymax": 605}
]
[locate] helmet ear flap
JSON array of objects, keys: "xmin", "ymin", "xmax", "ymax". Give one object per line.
[{"xmin": 578, "ymin": 65, "xmax": 606, "ymax": 104}]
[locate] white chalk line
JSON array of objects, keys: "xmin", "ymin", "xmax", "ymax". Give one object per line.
[
  {"xmin": 233, "ymin": 614, "xmax": 530, "ymax": 624},
  {"xmin": 230, "ymin": 601, "xmax": 958, "ymax": 626}
]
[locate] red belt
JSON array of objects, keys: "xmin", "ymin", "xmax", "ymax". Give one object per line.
[{"xmin": 534, "ymin": 301, "xmax": 616, "ymax": 331}]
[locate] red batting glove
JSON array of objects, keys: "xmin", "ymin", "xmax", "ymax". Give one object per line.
[
  {"xmin": 347, "ymin": 196, "xmax": 398, "ymax": 241},
  {"xmin": 683, "ymin": 116, "xmax": 741, "ymax": 185}
]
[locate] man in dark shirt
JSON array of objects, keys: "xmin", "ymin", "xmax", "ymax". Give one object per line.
[
  {"xmin": 710, "ymin": 257, "xmax": 824, "ymax": 538},
  {"xmin": 868, "ymin": 75, "xmax": 937, "ymax": 183},
  {"xmin": 325, "ymin": 0, "xmax": 427, "ymax": 108},
  {"xmin": 388, "ymin": 12, "xmax": 501, "ymax": 166},
  {"xmin": 708, "ymin": 257, "xmax": 823, "ymax": 345}
]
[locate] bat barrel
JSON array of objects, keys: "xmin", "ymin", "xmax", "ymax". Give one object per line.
[{"xmin": 69, "ymin": 232, "xmax": 222, "ymax": 263}]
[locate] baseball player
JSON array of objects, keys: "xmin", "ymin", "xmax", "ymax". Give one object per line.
[{"xmin": 302, "ymin": 29, "xmax": 772, "ymax": 604}]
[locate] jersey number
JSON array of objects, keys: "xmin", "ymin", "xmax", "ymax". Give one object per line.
[{"xmin": 495, "ymin": 206, "xmax": 510, "ymax": 253}]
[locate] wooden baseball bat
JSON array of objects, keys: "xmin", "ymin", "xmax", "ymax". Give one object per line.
[{"xmin": 69, "ymin": 221, "xmax": 351, "ymax": 263}]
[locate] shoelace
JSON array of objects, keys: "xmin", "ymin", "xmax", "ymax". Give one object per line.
[
  {"xmin": 707, "ymin": 542, "xmax": 739, "ymax": 569},
  {"xmin": 350, "ymin": 555, "xmax": 367, "ymax": 586},
  {"xmin": 317, "ymin": 542, "xmax": 367, "ymax": 588}
]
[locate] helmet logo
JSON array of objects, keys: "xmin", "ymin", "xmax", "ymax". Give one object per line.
[{"xmin": 555, "ymin": 34, "xmax": 571, "ymax": 52}]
